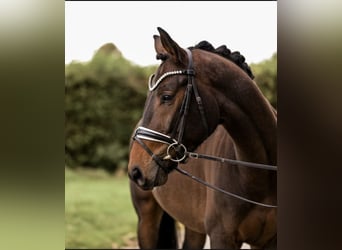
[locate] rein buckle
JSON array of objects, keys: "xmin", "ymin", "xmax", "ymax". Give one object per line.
[{"xmin": 165, "ymin": 142, "xmax": 188, "ymax": 162}]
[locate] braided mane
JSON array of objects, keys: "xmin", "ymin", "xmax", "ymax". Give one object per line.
[{"xmin": 188, "ymin": 41, "xmax": 254, "ymax": 79}]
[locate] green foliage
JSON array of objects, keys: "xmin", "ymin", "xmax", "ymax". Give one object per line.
[
  {"xmin": 251, "ymin": 53, "xmax": 277, "ymax": 108},
  {"xmin": 65, "ymin": 44, "xmax": 155, "ymax": 172}
]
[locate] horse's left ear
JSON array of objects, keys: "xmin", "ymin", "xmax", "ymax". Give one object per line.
[{"xmin": 157, "ymin": 27, "xmax": 187, "ymax": 65}]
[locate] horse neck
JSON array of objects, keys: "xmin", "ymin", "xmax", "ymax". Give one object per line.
[{"xmin": 198, "ymin": 54, "xmax": 277, "ymax": 166}]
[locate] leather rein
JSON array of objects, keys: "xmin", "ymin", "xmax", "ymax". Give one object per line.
[{"xmin": 133, "ymin": 49, "xmax": 277, "ymax": 208}]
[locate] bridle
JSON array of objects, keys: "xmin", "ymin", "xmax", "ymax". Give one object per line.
[
  {"xmin": 133, "ymin": 48, "xmax": 277, "ymax": 208},
  {"xmin": 134, "ymin": 48, "xmax": 207, "ymax": 161}
]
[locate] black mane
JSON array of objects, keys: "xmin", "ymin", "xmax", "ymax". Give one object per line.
[{"xmin": 188, "ymin": 41, "xmax": 254, "ymax": 79}]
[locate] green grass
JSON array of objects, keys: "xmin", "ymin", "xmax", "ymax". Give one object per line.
[{"xmin": 65, "ymin": 168, "xmax": 138, "ymax": 248}]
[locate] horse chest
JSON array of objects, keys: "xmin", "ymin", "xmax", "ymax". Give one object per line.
[{"xmin": 152, "ymin": 171, "xmax": 207, "ymax": 233}]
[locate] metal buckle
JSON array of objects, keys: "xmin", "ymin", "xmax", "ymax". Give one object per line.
[
  {"xmin": 188, "ymin": 152, "xmax": 199, "ymax": 159},
  {"xmin": 165, "ymin": 142, "xmax": 187, "ymax": 162}
]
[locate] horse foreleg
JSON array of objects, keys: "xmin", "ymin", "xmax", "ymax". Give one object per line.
[
  {"xmin": 208, "ymin": 232, "xmax": 243, "ymax": 249},
  {"xmin": 137, "ymin": 209, "xmax": 163, "ymax": 249},
  {"xmin": 130, "ymin": 181, "xmax": 177, "ymax": 249},
  {"xmin": 250, "ymin": 237, "xmax": 276, "ymax": 250},
  {"xmin": 182, "ymin": 227, "xmax": 206, "ymax": 249},
  {"xmin": 130, "ymin": 181, "xmax": 161, "ymax": 248},
  {"xmin": 156, "ymin": 211, "xmax": 178, "ymax": 248},
  {"xmin": 138, "ymin": 208, "xmax": 179, "ymax": 249},
  {"xmin": 262, "ymin": 234, "xmax": 277, "ymax": 250}
]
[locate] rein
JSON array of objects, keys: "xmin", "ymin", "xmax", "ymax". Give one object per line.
[
  {"xmin": 174, "ymin": 167, "xmax": 277, "ymax": 208},
  {"xmin": 188, "ymin": 152, "xmax": 277, "ymax": 171},
  {"xmin": 133, "ymin": 48, "xmax": 277, "ymax": 208}
]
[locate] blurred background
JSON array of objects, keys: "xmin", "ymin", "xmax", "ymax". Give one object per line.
[{"xmin": 65, "ymin": 41, "xmax": 277, "ymax": 248}]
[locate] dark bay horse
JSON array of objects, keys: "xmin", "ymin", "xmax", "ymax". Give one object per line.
[
  {"xmin": 129, "ymin": 118, "xmax": 207, "ymax": 249},
  {"xmin": 128, "ymin": 27, "xmax": 277, "ymax": 249}
]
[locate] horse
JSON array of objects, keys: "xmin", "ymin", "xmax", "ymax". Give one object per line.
[
  {"xmin": 128, "ymin": 39, "xmax": 263, "ymax": 249},
  {"xmin": 128, "ymin": 27, "xmax": 277, "ymax": 249},
  {"xmin": 129, "ymin": 119, "xmax": 207, "ymax": 249}
]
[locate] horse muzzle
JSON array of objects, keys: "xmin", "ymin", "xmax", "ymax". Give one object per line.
[{"xmin": 128, "ymin": 163, "xmax": 170, "ymax": 190}]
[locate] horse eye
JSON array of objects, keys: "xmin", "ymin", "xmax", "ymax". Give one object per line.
[{"xmin": 161, "ymin": 94, "xmax": 173, "ymax": 103}]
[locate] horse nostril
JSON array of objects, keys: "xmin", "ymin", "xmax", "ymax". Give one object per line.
[{"xmin": 131, "ymin": 167, "xmax": 143, "ymax": 181}]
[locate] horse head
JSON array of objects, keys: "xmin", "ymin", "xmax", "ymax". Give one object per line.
[
  {"xmin": 128, "ymin": 27, "xmax": 220, "ymax": 189},
  {"xmin": 128, "ymin": 27, "xmax": 276, "ymax": 190}
]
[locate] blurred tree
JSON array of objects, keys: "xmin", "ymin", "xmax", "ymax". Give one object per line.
[
  {"xmin": 65, "ymin": 43, "xmax": 155, "ymax": 172},
  {"xmin": 250, "ymin": 53, "xmax": 277, "ymax": 108}
]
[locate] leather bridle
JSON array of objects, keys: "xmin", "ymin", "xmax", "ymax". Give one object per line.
[
  {"xmin": 133, "ymin": 48, "xmax": 207, "ymax": 166},
  {"xmin": 132, "ymin": 48, "xmax": 277, "ymax": 208}
]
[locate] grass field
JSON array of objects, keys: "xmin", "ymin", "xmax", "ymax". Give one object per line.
[{"xmin": 65, "ymin": 167, "xmax": 138, "ymax": 249}]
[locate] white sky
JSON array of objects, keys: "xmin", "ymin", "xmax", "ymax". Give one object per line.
[{"xmin": 65, "ymin": 1, "xmax": 277, "ymax": 66}]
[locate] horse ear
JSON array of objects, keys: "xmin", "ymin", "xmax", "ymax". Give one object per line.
[
  {"xmin": 154, "ymin": 35, "xmax": 168, "ymax": 56},
  {"xmin": 156, "ymin": 27, "xmax": 187, "ymax": 65}
]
